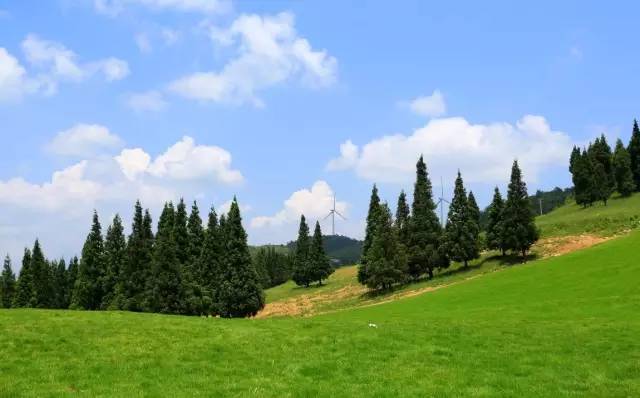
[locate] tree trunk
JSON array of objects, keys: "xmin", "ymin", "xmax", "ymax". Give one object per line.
[
  {"xmin": 427, "ymin": 268, "xmax": 433, "ymax": 280},
  {"xmin": 464, "ymin": 259, "xmax": 468, "ymax": 268}
]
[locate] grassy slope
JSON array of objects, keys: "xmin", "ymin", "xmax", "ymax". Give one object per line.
[
  {"xmin": 2, "ymin": 231, "xmax": 639, "ymax": 396},
  {"xmin": 536, "ymin": 193, "xmax": 640, "ymax": 237}
]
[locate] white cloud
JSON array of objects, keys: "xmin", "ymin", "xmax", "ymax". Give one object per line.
[
  {"xmin": 115, "ymin": 136, "xmax": 244, "ymax": 184},
  {"xmin": 169, "ymin": 12, "xmax": 337, "ymax": 106},
  {"xmin": 0, "ymin": 48, "xmax": 38, "ymax": 102},
  {"xmin": 95, "ymin": 57, "xmax": 130, "ymax": 81},
  {"xmin": 94, "ymin": 0, "xmax": 231, "ymax": 16},
  {"xmin": 135, "ymin": 33, "xmax": 152, "ymax": 53},
  {"xmin": 406, "ymin": 90, "xmax": 446, "ymax": 118},
  {"xmin": 218, "ymin": 199, "xmax": 252, "ymax": 215},
  {"xmin": 47, "ymin": 124, "xmax": 124, "ymax": 157},
  {"xmin": 161, "ymin": 28, "xmax": 180, "ymax": 46},
  {"xmin": 326, "ymin": 140, "xmax": 359, "ymax": 171},
  {"xmin": 126, "ymin": 90, "xmax": 168, "ymax": 112},
  {"xmin": 327, "ymin": 115, "xmax": 572, "ymax": 184},
  {"xmin": 251, "ymin": 181, "xmax": 347, "ymax": 228}
]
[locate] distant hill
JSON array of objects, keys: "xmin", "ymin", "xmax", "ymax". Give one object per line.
[{"xmin": 279, "ymin": 235, "xmax": 363, "ymax": 266}]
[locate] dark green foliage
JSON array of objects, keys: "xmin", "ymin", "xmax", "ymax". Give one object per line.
[
  {"xmin": 628, "ymin": 119, "xmax": 640, "ymax": 190},
  {"xmin": 588, "ymin": 135, "xmax": 615, "ymax": 205},
  {"xmin": 174, "ymin": 199, "xmax": 190, "ymax": 267},
  {"xmin": 467, "ymin": 191, "xmax": 480, "ymax": 227},
  {"xmin": 569, "ymin": 145, "xmax": 581, "ymax": 175},
  {"xmin": 181, "ymin": 201, "xmax": 208, "ymax": 315},
  {"xmin": 252, "ymin": 247, "xmax": 291, "ymax": 288},
  {"xmin": 197, "ymin": 207, "xmax": 222, "ymax": 315},
  {"xmin": 53, "ymin": 259, "xmax": 67, "ymax": 309},
  {"xmin": 406, "ymin": 156, "xmax": 446, "ymax": 279},
  {"xmin": 443, "ymin": 172, "xmax": 480, "ymax": 267},
  {"xmin": 1, "ymin": 255, "xmax": 16, "ymax": 308},
  {"xmin": 286, "ymin": 235, "xmax": 363, "ymax": 266},
  {"xmin": 292, "ymin": 215, "xmax": 312, "ymax": 287},
  {"xmin": 573, "ymin": 149, "xmax": 597, "ymax": 207},
  {"xmin": 252, "ymin": 249, "xmax": 272, "ymax": 288},
  {"xmin": 146, "ymin": 203, "xmax": 182, "ymax": 314},
  {"xmin": 71, "ymin": 212, "xmax": 105, "ymax": 310},
  {"xmin": 362, "ymin": 203, "xmax": 408, "ymax": 290},
  {"xmin": 102, "ymin": 215, "xmax": 126, "ymax": 309},
  {"xmin": 527, "ymin": 187, "xmax": 573, "ymax": 216},
  {"xmin": 395, "ymin": 190, "xmax": 410, "ymax": 247},
  {"xmin": 66, "ymin": 257, "xmax": 78, "ymax": 308},
  {"xmin": 613, "ymin": 139, "xmax": 635, "ymax": 197},
  {"xmin": 30, "ymin": 239, "xmax": 52, "ymax": 308},
  {"xmin": 503, "ymin": 161, "xmax": 539, "ymax": 258},
  {"xmin": 361, "ymin": 184, "xmax": 381, "ymax": 264},
  {"xmin": 12, "ymin": 249, "xmax": 32, "ymax": 307},
  {"xmin": 309, "ymin": 222, "xmax": 334, "ymax": 285},
  {"xmin": 216, "ymin": 198, "xmax": 264, "ymax": 318},
  {"xmin": 485, "ymin": 187, "xmax": 506, "ymax": 255},
  {"xmin": 116, "ymin": 201, "xmax": 152, "ymax": 311}
]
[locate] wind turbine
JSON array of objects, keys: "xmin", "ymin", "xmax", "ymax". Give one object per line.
[
  {"xmin": 436, "ymin": 176, "xmax": 450, "ymax": 227},
  {"xmin": 322, "ymin": 194, "xmax": 346, "ymax": 236}
]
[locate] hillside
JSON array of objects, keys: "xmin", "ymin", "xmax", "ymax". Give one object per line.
[
  {"xmin": 253, "ymin": 235, "xmax": 363, "ymax": 266},
  {"xmin": 2, "ymin": 228, "xmax": 639, "ymax": 396}
]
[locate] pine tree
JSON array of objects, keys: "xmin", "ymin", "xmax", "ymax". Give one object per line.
[
  {"xmin": 1, "ymin": 255, "xmax": 16, "ymax": 308},
  {"xmin": 217, "ymin": 198, "xmax": 264, "ymax": 318},
  {"xmin": 486, "ymin": 187, "xmax": 506, "ymax": 255},
  {"xmin": 467, "ymin": 191, "xmax": 481, "ymax": 228},
  {"xmin": 71, "ymin": 211, "xmax": 105, "ymax": 310},
  {"xmin": 53, "ymin": 259, "xmax": 67, "ymax": 309},
  {"xmin": 361, "ymin": 184, "xmax": 381, "ymax": 263},
  {"xmin": 292, "ymin": 215, "xmax": 312, "ymax": 287},
  {"xmin": 613, "ymin": 138, "xmax": 635, "ymax": 197},
  {"xmin": 182, "ymin": 201, "xmax": 207, "ymax": 315},
  {"xmin": 503, "ymin": 161, "xmax": 539, "ymax": 258},
  {"xmin": 309, "ymin": 222, "xmax": 334, "ymax": 285},
  {"xmin": 589, "ymin": 135, "xmax": 615, "ymax": 205},
  {"xmin": 146, "ymin": 202, "xmax": 182, "ymax": 314},
  {"xmin": 574, "ymin": 149, "xmax": 597, "ymax": 207},
  {"xmin": 628, "ymin": 119, "xmax": 640, "ymax": 190},
  {"xmin": 407, "ymin": 156, "xmax": 446, "ymax": 279},
  {"xmin": 363, "ymin": 203, "xmax": 408, "ymax": 290},
  {"xmin": 395, "ymin": 190, "xmax": 410, "ymax": 247},
  {"xmin": 196, "ymin": 207, "xmax": 221, "ymax": 315},
  {"xmin": 174, "ymin": 199, "xmax": 190, "ymax": 267},
  {"xmin": 569, "ymin": 145, "xmax": 581, "ymax": 175},
  {"xmin": 102, "ymin": 214, "xmax": 126, "ymax": 309},
  {"xmin": 252, "ymin": 249, "xmax": 272, "ymax": 288},
  {"xmin": 443, "ymin": 172, "xmax": 479, "ymax": 267},
  {"xmin": 30, "ymin": 239, "xmax": 51, "ymax": 308},
  {"xmin": 66, "ymin": 256, "xmax": 78, "ymax": 308},
  {"xmin": 116, "ymin": 201, "xmax": 151, "ymax": 311},
  {"xmin": 12, "ymin": 249, "xmax": 32, "ymax": 307}
]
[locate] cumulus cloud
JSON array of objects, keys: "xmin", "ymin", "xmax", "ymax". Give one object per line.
[
  {"xmin": 47, "ymin": 124, "xmax": 124, "ymax": 157},
  {"xmin": 251, "ymin": 181, "xmax": 346, "ymax": 228},
  {"xmin": 169, "ymin": 12, "xmax": 337, "ymax": 106},
  {"xmin": 405, "ymin": 90, "xmax": 446, "ymax": 118},
  {"xmin": 327, "ymin": 115, "xmax": 572, "ymax": 184},
  {"xmin": 126, "ymin": 90, "xmax": 168, "ymax": 112},
  {"xmin": 94, "ymin": 0, "xmax": 231, "ymax": 16},
  {"xmin": 218, "ymin": 199, "xmax": 252, "ymax": 216},
  {"xmin": 0, "ymin": 48, "xmax": 38, "ymax": 102}
]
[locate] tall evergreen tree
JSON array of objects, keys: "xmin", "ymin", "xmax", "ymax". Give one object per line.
[
  {"xmin": 503, "ymin": 161, "xmax": 539, "ymax": 258},
  {"xmin": 1, "ymin": 255, "xmax": 16, "ymax": 308},
  {"xmin": 30, "ymin": 239, "xmax": 51, "ymax": 308},
  {"xmin": 362, "ymin": 203, "xmax": 408, "ymax": 290},
  {"xmin": 443, "ymin": 172, "xmax": 479, "ymax": 267},
  {"xmin": 174, "ymin": 199, "xmax": 190, "ymax": 267},
  {"xmin": 467, "ymin": 191, "xmax": 481, "ymax": 228},
  {"xmin": 395, "ymin": 190, "xmax": 410, "ymax": 247},
  {"xmin": 292, "ymin": 215, "xmax": 312, "ymax": 287},
  {"xmin": 613, "ymin": 138, "xmax": 635, "ymax": 197},
  {"xmin": 147, "ymin": 202, "xmax": 182, "ymax": 314},
  {"xmin": 12, "ymin": 249, "xmax": 32, "ymax": 307},
  {"xmin": 485, "ymin": 187, "xmax": 506, "ymax": 255},
  {"xmin": 361, "ymin": 184, "xmax": 381, "ymax": 263},
  {"xmin": 589, "ymin": 135, "xmax": 615, "ymax": 205},
  {"xmin": 66, "ymin": 256, "xmax": 79, "ymax": 308},
  {"xmin": 187, "ymin": 201, "xmax": 205, "ymax": 269},
  {"xmin": 628, "ymin": 119, "xmax": 640, "ymax": 190},
  {"xmin": 71, "ymin": 211, "xmax": 105, "ymax": 310},
  {"xmin": 217, "ymin": 198, "xmax": 264, "ymax": 317},
  {"xmin": 574, "ymin": 149, "xmax": 597, "ymax": 207},
  {"xmin": 53, "ymin": 259, "xmax": 67, "ymax": 309},
  {"xmin": 569, "ymin": 145, "xmax": 581, "ymax": 175},
  {"xmin": 407, "ymin": 156, "xmax": 446, "ymax": 279},
  {"xmin": 182, "ymin": 201, "xmax": 207, "ymax": 315},
  {"xmin": 102, "ymin": 214, "xmax": 126, "ymax": 309},
  {"xmin": 195, "ymin": 207, "xmax": 221, "ymax": 315},
  {"xmin": 309, "ymin": 222, "xmax": 334, "ymax": 285}
]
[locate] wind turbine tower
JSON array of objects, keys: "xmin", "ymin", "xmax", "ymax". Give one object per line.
[
  {"xmin": 323, "ymin": 194, "xmax": 346, "ymax": 236},
  {"xmin": 436, "ymin": 176, "xmax": 450, "ymax": 227}
]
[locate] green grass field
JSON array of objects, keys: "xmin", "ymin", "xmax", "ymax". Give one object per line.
[{"xmin": 2, "ymin": 227, "xmax": 639, "ymax": 396}]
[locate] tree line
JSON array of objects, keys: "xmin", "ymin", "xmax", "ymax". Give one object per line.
[
  {"xmin": 0, "ymin": 198, "xmax": 266, "ymax": 317},
  {"xmin": 357, "ymin": 157, "xmax": 539, "ymax": 291},
  {"xmin": 290, "ymin": 216, "xmax": 334, "ymax": 287},
  {"xmin": 569, "ymin": 121, "xmax": 640, "ymax": 207}
]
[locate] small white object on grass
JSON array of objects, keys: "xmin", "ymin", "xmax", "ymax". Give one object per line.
[{"xmin": 368, "ymin": 323, "xmax": 378, "ymax": 328}]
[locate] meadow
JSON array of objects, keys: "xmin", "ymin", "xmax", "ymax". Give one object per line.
[{"xmin": 2, "ymin": 225, "xmax": 639, "ymax": 396}]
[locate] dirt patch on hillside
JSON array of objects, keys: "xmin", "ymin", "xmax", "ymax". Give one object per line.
[{"xmin": 536, "ymin": 234, "xmax": 610, "ymax": 257}]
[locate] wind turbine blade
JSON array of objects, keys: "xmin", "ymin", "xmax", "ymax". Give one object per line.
[
  {"xmin": 322, "ymin": 212, "xmax": 333, "ymax": 221},
  {"xmin": 442, "ymin": 199, "xmax": 451, "ymax": 204},
  {"xmin": 335, "ymin": 211, "xmax": 347, "ymax": 220}
]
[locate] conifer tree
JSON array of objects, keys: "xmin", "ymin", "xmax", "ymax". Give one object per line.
[
  {"xmin": 12, "ymin": 249, "xmax": 32, "ymax": 307},
  {"xmin": 503, "ymin": 161, "xmax": 539, "ymax": 259},
  {"xmin": 443, "ymin": 172, "xmax": 479, "ymax": 267},
  {"xmin": 407, "ymin": 156, "xmax": 446, "ymax": 279},
  {"xmin": 361, "ymin": 184, "xmax": 381, "ymax": 263},
  {"xmin": 395, "ymin": 190, "xmax": 410, "ymax": 247},
  {"xmin": 589, "ymin": 135, "xmax": 615, "ymax": 205},
  {"xmin": 182, "ymin": 201, "xmax": 207, "ymax": 315},
  {"xmin": 102, "ymin": 214, "xmax": 126, "ymax": 309},
  {"xmin": 72, "ymin": 211, "xmax": 105, "ymax": 310},
  {"xmin": 1, "ymin": 255, "xmax": 16, "ymax": 308},
  {"xmin": 174, "ymin": 199, "xmax": 190, "ymax": 267},
  {"xmin": 628, "ymin": 119, "xmax": 640, "ymax": 190},
  {"xmin": 292, "ymin": 215, "xmax": 312, "ymax": 287},
  {"xmin": 66, "ymin": 256, "xmax": 78, "ymax": 308},
  {"xmin": 574, "ymin": 149, "xmax": 597, "ymax": 207},
  {"xmin": 569, "ymin": 145, "xmax": 581, "ymax": 176},
  {"xmin": 147, "ymin": 202, "xmax": 182, "ymax": 314},
  {"xmin": 613, "ymin": 138, "xmax": 635, "ymax": 197},
  {"xmin": 217, "ymin": 198, "xmax": 264, "ymax": 317},
  {"xmin": 30, "ymin": 239, "xmax": 51, "ymax": 308},
  {"xmin": 485, "ymin": 187, "xmax": 506, "ymax": 255},
  {"xmin": 252, "ymin": 249, "xmax": 272, "ymax": 288},
  {"xmin": 363, "ymin": 203, "xmax": 408, "ymax": 290},
  {"xmin": 309, "ymin": 222, "xmax": 334, "ymax": 285},
  {"xmin": 467, "ymin": 191, "xmax": 481, "ymax": 228},
  {"xmin": 116, "ymin": 201, "xmax": 152, "ymax": 311},
  {"xmin": 53, "ymin": 259, "xmax": 67, "ymax": 309},
  {"xmin": 195, "ymin": 207, "xmax": 221, "ymax": 315}
]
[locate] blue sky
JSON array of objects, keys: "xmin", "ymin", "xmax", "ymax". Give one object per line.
[{"xmin": 1, "ymin": 0, "xmax": 639, "ymax": 264}]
